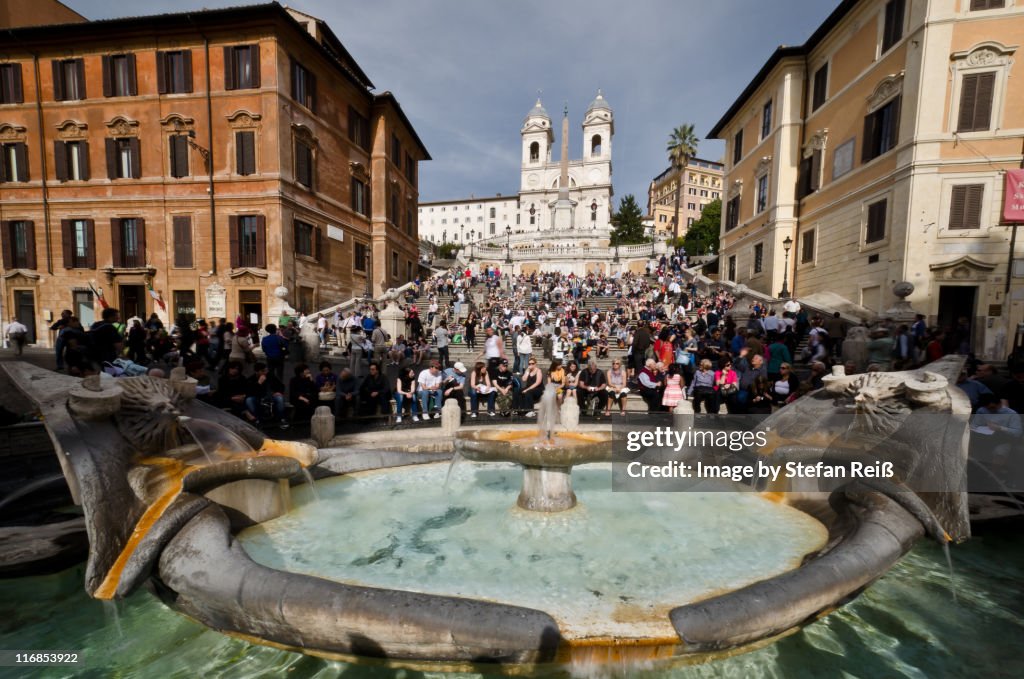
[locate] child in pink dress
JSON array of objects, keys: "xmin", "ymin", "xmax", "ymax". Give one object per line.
[{"xmin": 662, "ymin": 366, "xmax": 684, "ymax": 408}]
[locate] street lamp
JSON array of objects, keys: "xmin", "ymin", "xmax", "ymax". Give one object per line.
[
  {"xmin": 505, "ymin": 225, "xmax": 512, "ymax": 264},
  {"xmin": 460, "ymin": 224, "xmax": 464, "ymax": 244},
  {"xmin": 364, "ymin": 246, "xmax": 372, "ymax": 299},
  {"xmin": 779, "ymin": 235, "xmax": 793, "ymax": 299}
]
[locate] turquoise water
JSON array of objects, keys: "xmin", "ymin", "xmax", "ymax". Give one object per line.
[{"xmin": 1, "ymin": 495, "xmax": 1022, "ymax": 677}]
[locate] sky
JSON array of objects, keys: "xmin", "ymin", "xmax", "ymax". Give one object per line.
[{"xmin": 65, "ymin": 0, "xmax": 836, "ymax": 205}]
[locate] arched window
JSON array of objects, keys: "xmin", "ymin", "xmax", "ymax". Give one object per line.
[
  {"xmin": 529, "ymin": 142, "xmax": 540, "ymax": 162},
  {"xmin": 591, "ymin": 135, "xmax": 602, "ymax": 156}
]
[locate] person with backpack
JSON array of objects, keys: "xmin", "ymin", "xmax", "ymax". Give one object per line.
[{"xmin": 261, "ymin": 324, "xmax": 290, "ymax": 382}]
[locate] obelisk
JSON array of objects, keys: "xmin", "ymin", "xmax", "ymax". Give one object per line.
[{"xmin": 551, "ymin": 103, "xmax": 577, "ymax": 230}]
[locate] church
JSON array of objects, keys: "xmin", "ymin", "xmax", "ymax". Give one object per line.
[{"xmin": 417, "ymin": 91, "xmax": 615, "ymax": 243}]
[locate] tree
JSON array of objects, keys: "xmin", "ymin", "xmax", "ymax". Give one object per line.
[
  {"xmin": 667, "ymin": 123, "xmax": 699, "ymax": 243},
  {"xmin": 610, "ymin": 194, "xmax": 647, "ymax": 246},
  {"xmin": 681, "ymin": 198, "xmax": 721, "ymax": 256},
  {"xmin": 435, "ymin": 242, "xmax": 459, "ymax": 259}
]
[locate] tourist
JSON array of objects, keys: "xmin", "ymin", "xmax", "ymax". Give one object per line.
[
  {"xmin": 464, "ymin": 312, "xmax": 478, "ymax": 350},
  {"xmin": 359, "ymin": 362, "xmax": 392, "ymax": 417},
  {"xmin": 605, "ymin": 359, "xmax": 629, "ymax": 416},
  {"xmin": 808, "ymin": 361, "xmax": 828, "ymax": 391},
  {"xmin": 638, "ymin": 359, "xmax": 664, "ymax": 412},
  {"xmin": 661, "ymin": 364, "xmax": 684, "ymax": 411},
  {"xmin": 516, "ymin": 357, "xmax": 544, "ymax": 416},
  {"xmin": 335, "ymin": 368, "xmax": 359, "ymax": 419},
  {"xmin": 126, "ymin": 319, "xmax": 147, "ymax": 364},
  {"xmin": 371, "ymin": 322, "xmax": 390, "ymax": 364},
  {"xmin": 417, "ymin": 361, "xmax": 445, "ymax": 419},
  {"xmin": 563, "ymin": 361, "xmax": 580, "ymax": 402},
  {"xmin": 971, "ymin": 393, "xmax": 1022, "ymax": 469},
  {"xmin": 88, "ymin": 307, "xmax": 124, "ymax": 367},
  {"xmin": 515, "ymin": 326, "xmax": 533, "ymax": 373},
  {"xmin": 245, "ymin": 361, "xmax": 288, "ymax": 429},
  {"xmin": 771, "ymin": 363, "xmax": 800, "ymax": 407},
  {"xmin": 748, "ymin": 376, "xmax": 774, "ymax": 415},
  {"xmin": 261, "ymin": 324, "xmax": 289, "ymax": 382},
  {"xmin": 866, "ymin": 328, "xmax": 895, "ymax": 371},
  {"xmin": 715, "ymin": 358, "xmax": 740, "ymax": 413},
  {"xmin": 492, "ymin": 359, "xmax": 516, "ymax": 416},
  {"xmin": 956, "ymin": 370, "xmax": 992, "ymax": 411},
  {"xmin": 289, "ymin": 364, "xmax": 317, "ymax": 422},
  {"xmin": 394, "ymin": 366, "xmax": 419, "ymax": 423},
  {"xmin": 61, "ymin": 318, "xmax": 91, "ymax": 376},
  {"xmin": 548, "ymin": 359, "xmax": 567, "ymax": 405},
  {"xmin": 766, "ymin": 333, "xmax": 791, "ymax": 381},
  {"xmin": 478, "ymin": 326, "xmax": 506, "ymax": 375},
  {"xmin": 469, "ymin": 361, "xmax": 495, "ymax": 418},
  {"xmin": 5, "ymin": 317, "xmax": 29, "ymax": 356},
  {"xmin": 578, "ymin": 360, "xmax": 609, "ymax": 417},
  {"xmin": 229, "ymin": 326, "xmax": 255, "ymax": 366},
  {"xmin": 49, "ymin": 309, "xmax": 74, "ymax": 370},
  {"xmin": 433, "ymin": 322, "xmax": 451, "ymax": 368},
  {"xmin": 688, "ymin": 359, "xmax": 718, "ymax": 414},
  {"xmin": 441, "ymin": 361, "xmax": 467, "ymax": 412}
]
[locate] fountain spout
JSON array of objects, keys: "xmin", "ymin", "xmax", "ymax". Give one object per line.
[{"xmin": 537, "ymin": 384, "xmax": 559, "ymax": 444}]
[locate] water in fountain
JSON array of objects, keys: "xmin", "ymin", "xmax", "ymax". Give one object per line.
[
  {"xmin": 300, "ymin": 469, "xmax": 320, "ymax": 503},
  {"xmin": 537, "ymin": 383, "xmax": 559, "ymax": 443},
  {"xmin": 443, "ymin": 451, "xmax": 463, "ymax": 493},
  {"xmin": 177, "ymin": 417, "xmax": 254, "ymax": 465}
]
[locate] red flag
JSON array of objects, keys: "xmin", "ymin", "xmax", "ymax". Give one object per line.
[
  {"xmin": 88, "ymin": 282, "xmax": 109, "ymax": 309},
  {"xmin": 1003, "ymin": 169, "xmax": 1024, "ymax": 223}
]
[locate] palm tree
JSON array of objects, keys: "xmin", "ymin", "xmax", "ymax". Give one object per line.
[{"xmin": 667, "ymin": 123, "xmax": 699, "ymax": 244}]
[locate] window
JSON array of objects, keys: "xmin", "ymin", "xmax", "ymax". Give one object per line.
[
  {"xmin": 157, "ymin": 50, "xmax": 193, "ymax": 94},
  {"xmin": 291, "ymin": 60, "xmax": 316, "ymax": 112},
  {"xmin": 530, "ymin": 141, "xmax": 539, "ymax": 162},
  {"xmin": 294, "ymin": 220, "xmax": 321, "ymax": 260},
  {"xmin": 591, "ymin": 204, "xmax": 598, "ymax": 222},
  {"xmin": 295, "ymin": 139, "xmax": 313, "ymax": 189},
  {"xmin": 1, "ymin": 142, "xmax": 29, "ymax": 182},
  {"xmin": 391, "ymin": 251, "xmax": 399, "ymax": 279},
  {"xmin": 407, "ymin": 261, "xmax": 413, "ymax": 282},
  {"xmin": 970, "ymin": 0, "xmax": 1005, "ymax": 9},
  {"xmin": 761, "ymin": 100, "xmax": 772, "ymax": 139},
  {"xmin": 173, "ymin": 291, "xmax": 197, "ymax": 323},
  {"xmin": 949, "ymin": 184, "xmax": 984, "ymax": 230},
  {"xmin": 172, "ymin": 216, "xmax": 193, "ymax": 268},
  {"xmin": 489, "ymin": 223, "xmax": 495, "ymax": 234},
  {"xmin": 591, "ymin": 134, "xmax": 602, "ymax": 156},
  {"xmin": 52, "ymin": 59, "xmax": 85, "ymax": 101},
  {"xmin": 866, "ymin": 199, "xmax": 887, "ymax": 243},
  {"xmin": 753, "ymin": 243, "xmax": 764, "ymax": 273},
  {"xmin": 1, "ymin": 220, "xmax": 35, "ymax": 269},
  {"xmin": 728, "ymin": 255, "xmax": 736, "ymax": 281},
  {"xmin": 687, "ymin": 217, "xmax": 695, "ymax": 226},
  {"xmin": 700, "ymin": 189, "xmax": 708, "ymax": 197},
  {"xmin": 0, "ymin": 64, "xmax": 24, "ymax": 104},
  {"xmin": 732, "ymin": 129, "xmax": 743, "ymax": 164},
  {"xmin": 812, "ymin": 64, "xmax": 829, "ymax": 111},
  {"xmin": 957, "ymin": 72, "xmax": 995, "ymax": 133},
  {"xmin": 391, "ymin": 134, "xmax": 402, "ymax": 166},
  {"xmin": 489, "ymin": 207, "xmax": 496, "ymax": 218},
  {"xmin": 105, "ymin": 137, "xmax": 140, "ymax": 179},
  {"xmin": 801, "ymin": 229, "xmax": 815, "ymax": 264},
  {"xmin": 726, "ymin": 195, "xmax": 741, "ymax": 231},
  {"xmin": 62, "ymin": 219, "xmax": 95, "ymax": 268},
  {"xmin": 348, "ymin": 106, "xmax": 371, "ymax": 151},
  {"xmin": 112, "ymin": 217, "xmax": 145, "ymax": 268},
  {"xmin": 405, "ymin": 152, "xmax": 415, "ymax": 183},
  {"xmin": 687, "ymin": 202, "xmax": 697, "ymax": 211},
  {"xmin": 390, "ymin": 191, "xmax": 399, "ymax": 225},
  {"xmin": 798, "ymin": 149, "xmax": 822, "ymax": 198},
  {"xmin": 169, "ymin": 135, "xmax": 190, "ymax": 178},
  {"xmin": 354, "ymin": 242, "xmax": 368, "ymax": 271},
  {"xmin": 351, "ymin": 178, "xmax": 369, "ymax": 216},
  {"xmin": 230, "ymin": 215, "xmax": 265, "ymax": 268},
  {"xmin": 236, "ymin": 131, "xmax": 256, "ymax": 175},
  {"xmin": 862, "ymin": 96, "xmax": 900, "ymax": 162},
  {"xmin": 756, "ymin": 174, "xmax": 769, "ymax": 213},
  {"xmin": 53, "ymin": 140, "xmax": 89, "ymax": 182},
  {"xmin": 224, "ymin": 45, "xmax": 260, "ymax": 90},
  {"xmin": 298, "ymin": 287, "xmax": 314, "ymax": 313},
  {"xmin": 882, "ymin": 0, "xmax": 905, "ymax": 53},
  {"xmin": 102, "ymin": 54, "xmax": 137, "ymax": 97}
]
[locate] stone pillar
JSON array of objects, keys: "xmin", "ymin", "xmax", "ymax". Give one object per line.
[
  {"xmin": 441, "ymin": 397, "xmax": 462, "ymax": 437},
  {"xmin": 518, "ymin": 466, "xmax": 576, "ymax": 512},
  {"xmin": 310, "ymin": 406, "xmax": 335, "ymax": 448},
  {"xmin": 672, "ymin": 397, "xmax": 694, "ymax": 430},
  {"xmin": 560, "ymin": 399, "xmax": 580, "ymax": 432},
  {"xmin": 379, "ymin": 300, "xmax": 406, "ymax": 343}
]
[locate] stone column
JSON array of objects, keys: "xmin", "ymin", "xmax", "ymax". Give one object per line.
[{"xmin": 379, "ymin": 300, "xmax": 405, "ymax": 342}]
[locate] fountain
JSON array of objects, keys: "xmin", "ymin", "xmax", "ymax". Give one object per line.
[{"xmin": 0, "ymin": 355, "xmax": 978, "ymax": 674}]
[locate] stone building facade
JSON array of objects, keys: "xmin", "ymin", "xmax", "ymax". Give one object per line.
[
  {"xmin": 647, "ymin": 158, "xmax": 724, "ymax": 236},
  {"xmin": 711, "ymin": 0, "xmax": 1024, "ymax": 360},
  {"xmin": 0, "ymin": 3, "xmax": 428, "ymax": 346}
]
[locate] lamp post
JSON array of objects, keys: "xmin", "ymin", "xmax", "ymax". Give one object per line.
[
  {"xmin": 469, "ymin": 229, "xmax": 476, "ymax": 261},
  {"xmin": 505, "ymin": 225, "xmax": 512, "ymax": 264},
  {"xmin": 364, "ymin": 246, "xmax": 372, "ymax": 299},
  {"xmin": 778, "ymin": 235, "xmax": 793, "ymax": 299}
]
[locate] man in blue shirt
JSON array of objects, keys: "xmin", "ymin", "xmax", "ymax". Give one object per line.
[{"xmin": 261, "ymin": 324, "xmax": 289, "ymax": 382}]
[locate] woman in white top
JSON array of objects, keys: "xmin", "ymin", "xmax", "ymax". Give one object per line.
[{"xmin": 605, "ymin": 359, "xmax": 628, "ymax": 416}]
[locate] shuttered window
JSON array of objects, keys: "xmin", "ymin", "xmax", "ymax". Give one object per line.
[
  {"xmin": 0, "ymin": 143, "xmax": 29, "ymax": 182},
  {"xmin": 725, "ymin": 195, "xmax": 740, "ymax": 231},
  {"xmin": 882, "ymin": 0, "xmax": 905, "ymax": 53},
  {"xmin": 106, "ymin": 138, "xmax": 140, "ymax": 179},
  {"xmin": 727, "ymin": 255, "xmax": 736, "ymax": 281},
  {"xmin": 391, "ymin": 133, "xmax": 402, "ymax": 166},
  {"xmin": 761, "ymin": 100, "xmax": 772, "ymax": 140},
  {"xmin": 866, "ymin": 199, "xmax": 887, "ymax": 244},
  {"xmin": 111, "ymin": 217, "xmax": 145, "ymax": 268},
  {"xmin": 862, "ymin": 96, "xmax": 901, "ymax": 162},
  {"xmin": 732, "ymin": 129, "xmax": 743, "ymax": 164},
  {"xmin": 970, "ymin": 0, "xmax": 1005, "ymax": 10},
  {"xmin": 349, "ymin": 107, "xmax": 371, "ymax": 151},
  {"xmin": 353, "ymin": 242, "xmax": 368, "ymax": 272},
  {"xmin": 172, "ymin": 216, "xmax": 193, "ymax": 268},
  {"xmin": 753, "ymin": 243, "xmax": 764, "ymax": 274},
  {"xmin": 224, "ymin": 45, "xmax": 260, "ymax": 90},
  {"xmin": 1, "ymin": 220, "xmax": 35, "ymax": 269},
  {"xmin": 102, "ymin": 54, "xmax": 137, "ymax": 97},
  {"xmin": 351, "ymin": 178, "xmax": 369, "ymax": 216},
  {"xmin": 797, "ymin": 149, "xmax": 822, "ymax": 199},
  {"xmin": 62, "ymin": 219, "xmax": 95, "ymax": 268},
  {"xmin": 957, "ymin": 72, "xmax": 995, "ymax": 133},
  {"xmin": 235, "ymin": 131, "xmax": 256, "ymax": 175},
  {"xmin": 156, "ymin": 50, "xmax": 193, "ymax": 94},
  {"xmin": 0, "ymin": 64, "xmax": 24, "ymax": 104},
  {"xmin": 52, "ymin": 59, "xmax": 85, "ymax": 101},
  {"xmin": 53, "ymin": 140, "xmax": 90, "ymax": 182},
  {"xmin": 800, "ymin": 229, "xmax": 816, "ymax": 264},
  {"xmin": 948, "ymin": 184, "xmax": 984, "ymax": 230},
  {"xmin": 812, "ymin": 64, "xmax": 828, "ymax": 110},
  {"xmin": 229, "ymin": 215, "xmax": 265, "ymax": 268},
  {"xmin": 169, "ymin": 135, "xmax": 190, "ymax": 178},
  {"xmin": 290, "ymin": 59, "xmax": 316, "ymax": 112},
  {"xmin": 294, "ymin": 220, "xmax": 314, "ymax": 257},
  {"xmin": 295, "ymin": 139, "xmax": 313, "ymax": 189}
]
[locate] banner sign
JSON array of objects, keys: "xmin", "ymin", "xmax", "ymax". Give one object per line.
[{"xmin": 1004, "ymin": 169, "xmax": 1024, "ymax": 223}]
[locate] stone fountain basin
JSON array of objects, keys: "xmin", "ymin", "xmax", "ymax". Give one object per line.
[{"xmin": 455, "ymin": 429, "xmax": 619, "ymax": 467}]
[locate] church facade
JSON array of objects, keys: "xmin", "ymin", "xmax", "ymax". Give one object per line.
[{"xmin": 418, "ymin": 92, "xmax": 614, "ymax": 243}]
